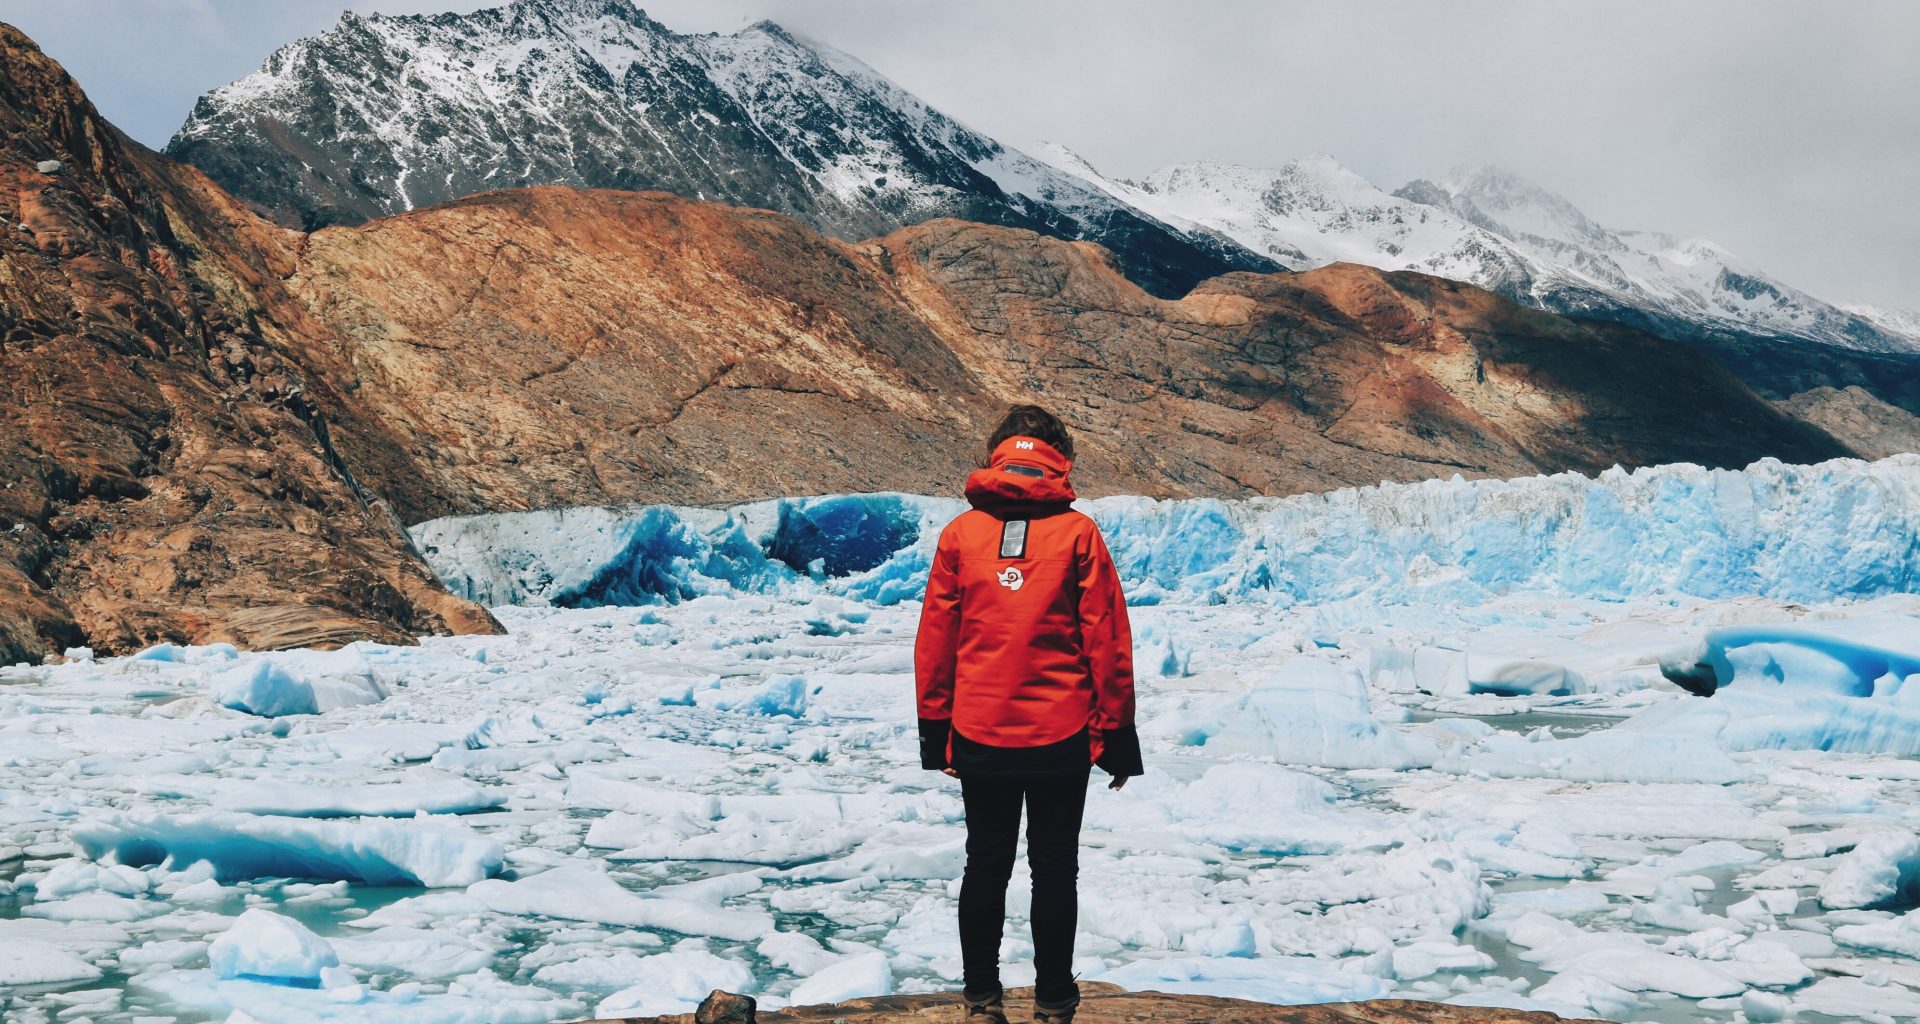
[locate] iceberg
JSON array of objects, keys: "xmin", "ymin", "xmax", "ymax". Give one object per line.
[
  {"xmin": 208, "ymin": 909, "xmax": 339, "ymax": 984},
  {"xmin": 1667, "ymin": 618, "xmax": 1920, "ymax": 754},
  {"xmin": 210, "ymin": 648, "xmax": 392, "ymax": 717}
]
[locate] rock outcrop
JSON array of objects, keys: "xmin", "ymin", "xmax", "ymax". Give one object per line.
[
  {"xmin": 1774, "ymin": 385, "xmax": 1920, "ymax": 459},
  {"xmin": 0, "ymin": 24, "xmax": 498, "ymax": 663},
  {"xmin": 580, "ymin": 985, "xmax": 1604, "ymax": 1024}
]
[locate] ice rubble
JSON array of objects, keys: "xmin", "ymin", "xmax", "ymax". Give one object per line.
[{"xmin": 6, "ymin": 454, "xmax": 1920, "ymax": 1024}]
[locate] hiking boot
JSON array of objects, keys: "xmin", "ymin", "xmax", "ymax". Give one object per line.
[
  {"xmin": 963, "ymin": 990, "xmax": 1009, "ymax": 1024},
  {"xmin": 1033, "ymin": 994, "xmax": 1079, "ymax": 1024}
]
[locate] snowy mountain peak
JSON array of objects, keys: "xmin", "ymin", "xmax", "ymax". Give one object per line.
[
  {"xmin": 1044, "ymin": 149, "xmax": 1920, "ymax": 356},
  {"xmin": 166, "ymin": 4, "xmax": 1272, "ymax": 296},
  {"xmin": 1029, "ymin": 141, "xmax": 1111, "ymax": 182},
  {"xmin": 1423, "ymin": 165, "xmax": 1615, "ymax": 252}
]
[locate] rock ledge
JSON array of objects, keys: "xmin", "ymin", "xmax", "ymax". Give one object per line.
[{"xmin": 581, "ymin": 986, "xmax": 1603, "ymax": 1024}]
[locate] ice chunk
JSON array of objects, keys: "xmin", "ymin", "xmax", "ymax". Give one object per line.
[
  {"xmin": 211, "ymin": 779, "xmax": 504, "ymax": 818},
  {"xmin": 1135, "ymin": 763, "xmax": 1358, "ymax": 856},
  {"xmin": 1672, "ymin": 618, "xmax": 1920, "ymax": 755},
  {"xmin": 1791, "ymin": 975, "xmax": 1920, "ymax": 1020},
  {"xmin": 72, "ymin": 810, "xmax": 504, "ymax": 887},
  {"xmin": 331, "ymin": 926, "xmax": 498, "ymax": 979},
  {"xmin": 1390, "ymin": 940, "xmax": 1495, "ymax": 980},
  {"xmin": 1502, "ymin": 911, "xmax": 1746, "ymax": 998},
  {"xmin": 410, "ymin": 504, "xmax": 796, "ymax": 607},
  {"xmin": 1438, "ymin": 699, "xmax": 1748, "ymax": 784},
  {"xmin": 763, "ymin": 496, "xmax": 920, "ymax": 578},
  {"xmin": 1835, "ymin": 908, "xmax": 1920, "ymax": 957},
  {"xmin": 1089, "ymin": 954, "xmax": 1391, "ymax": 1004},
  {"xmin": 0, "ymin": 940, "xmax": 104, "ymax": 985},
  {"xmin": 467, "ymin": 863, "xmax": 773, "ymax": 940},
  {"xmin": 211, "ymin": 650, "xmax": 390, "ymax": 718},
  {"xmin": 593, "ymin": 944, "xmax": 756, "ymax": 1018},
  {"xmin": 1818, "ymin": 832, "xmax": 1920, "ymax": 909},
  {"xmin": 208, "ymin": 909, "xmax": 339, "ymax": 984},
  {"xmin": 1184, "ymin": 658, "xmax": 1440, "ymax": 769},
  {"xmin": 715, "ymin": 675, "xmax": 813, "ymax": 718},
  {"xmin": 788, "ymin": 950, "xmax": 893, "ymax": 1004},
  {"xmin": 138, "ymin": 966, "xmax": 578, "ymax": 1023}
]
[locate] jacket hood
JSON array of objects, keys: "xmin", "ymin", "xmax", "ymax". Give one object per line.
[{"xmin": 964, "ymin": 436, "xmax": 1077, "ymax": 512}]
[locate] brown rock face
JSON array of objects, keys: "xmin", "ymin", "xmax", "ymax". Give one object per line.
[
  {"xmin": 1773, "ymin": 385, "xmax": 1920, "ymax": 460},
  {"xmin": 0, "ymin": 24, "xmax": 498, "ymax": 663},
  {"xmin": 286, "ymin": 189, "xmax": 1848, "ymax": 521},
  {"xmin": 584, "ymin": 985, "xmax": 1603, "ymax": 1024},
  {"xmin": 0, "ymin": 19, "xmax": 1856, "ymax": 660}
]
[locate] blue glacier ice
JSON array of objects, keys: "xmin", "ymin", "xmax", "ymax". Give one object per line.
[
  {"xmin": 1668, "ymin": 618, "xmax": 1920, "ymax": 754},
  {"xmin": 72, "ymin": 811, "xmax": 505, "ymax": 887},
  {"xmin": 411, "ymin": 455, "xmax": 1920, "ymax": 611}
]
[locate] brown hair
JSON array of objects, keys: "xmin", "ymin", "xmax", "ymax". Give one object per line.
[{"xmin": 988, "ymin": 404, "xmax": 1074, "ymax": 460}]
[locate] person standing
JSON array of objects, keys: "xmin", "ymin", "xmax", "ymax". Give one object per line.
[{"xmin": 915, "ymin": 405, "xmax": 1143, "ymax": 1024}]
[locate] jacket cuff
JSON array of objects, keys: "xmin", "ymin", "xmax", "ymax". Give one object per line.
[
  {"xmin": 918, "ymin": 717, "xmax": 952, "ymax": 770},
  {"xmin": 1095, "ymin": 723, "xmax": 1143, "ymax": 777}
]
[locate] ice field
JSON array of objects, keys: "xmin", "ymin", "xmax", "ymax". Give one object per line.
[{"xmin": 3, "ymin": 455, "xmax": 1920, "ymax": 1024}]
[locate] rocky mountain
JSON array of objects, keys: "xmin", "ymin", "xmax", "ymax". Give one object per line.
[
  {"xmin": 162, "ymin": 0, "xmax": 1272, "ymax": 299},
  {"xmin": 1036, "ymin": 146, "xmax": 1920, "ymax": 410},
  {"xmin": 0, "ymin": 18, "xmax": 1858, "ymax": 661},
  {"xmin": 0, "ymin": 23, "xmax": 498, "ymax": 665},
  {"xmin": 283, "ymin": 187, "xmax": 1848, "ymax": 526}
]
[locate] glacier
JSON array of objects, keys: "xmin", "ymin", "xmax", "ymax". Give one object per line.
[
  {"xmin": 412, "ymin": 456, "xmax": 1920, "ymax": 611},
  {"xmin": 4, "ymin": 454, "xmax": 1920, "ymax": 1024}
]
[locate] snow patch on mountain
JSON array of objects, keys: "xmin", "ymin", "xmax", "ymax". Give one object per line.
[{"xmin": 1035, "ymin": 145, "xmax": 1920, "ymax": 355}]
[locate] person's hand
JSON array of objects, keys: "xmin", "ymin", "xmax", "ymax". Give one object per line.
[
  {"xmin": 942, "ymin": 767, "xmax": 960, "ymax": 778},
  {"xmin": 1108, "ymin": 775, "xmax": 1128, "ymax": 790}
]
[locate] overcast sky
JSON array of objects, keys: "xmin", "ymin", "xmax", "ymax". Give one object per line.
[{"xmin": 10, "ymin": 0, "xmax": 1919, "ymax": 310}]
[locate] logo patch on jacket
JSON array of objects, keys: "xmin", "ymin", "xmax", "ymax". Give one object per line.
[
  {"xmin": 999, "ymin": 519, "xmax": 1028, "ymax": 558},
  {"xmin": 997, "ymin": 566, "xmax": 1025, "ymax": 591}
]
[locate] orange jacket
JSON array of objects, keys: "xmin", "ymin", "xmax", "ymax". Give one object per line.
[{"xmin": 914, "ymin": 436, "xmax": 1142, "ymax": 778}]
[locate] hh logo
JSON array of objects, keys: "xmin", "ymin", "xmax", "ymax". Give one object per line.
[
  {"xmin": 997, "ymin": 566, "xmax": 1025, "ymax": 591},
  {"xmin": 1014, "ymin": 440, "xmax": 1035, "ymax": 449}
]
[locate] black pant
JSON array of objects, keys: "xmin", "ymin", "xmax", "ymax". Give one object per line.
[{"xmin": 958, "ymin": 769, "xmax": 1090, "ymax": 1006}]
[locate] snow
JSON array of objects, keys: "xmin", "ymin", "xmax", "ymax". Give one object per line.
[{"xmin": 6, "ymin": 453, "xmax": 1920, "ymax": 1023}]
